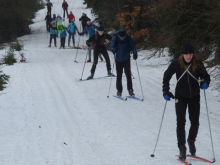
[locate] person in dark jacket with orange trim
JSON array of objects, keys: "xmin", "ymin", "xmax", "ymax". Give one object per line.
[
  {"xmin": 162, "ymin": 42, "xmax": 210, "ymax": 161},
  {"xmin": 86, "ymin": 26, "xmax": 114, "ymax": 80}
]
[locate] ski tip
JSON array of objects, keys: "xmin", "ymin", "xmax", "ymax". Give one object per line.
[{"xmin": 150, "ymin": 154, "xmax": 155, "ymax": 157}]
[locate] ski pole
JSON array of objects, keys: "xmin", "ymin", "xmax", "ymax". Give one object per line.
[
  {"xmin": 107, "ymin": 53, "xmax": 116, "ymax": 98},
  {"xmin": 204, "ymin": 90, "xmax": 216, "ymax": 163},
  {"xmin": 151, "ymin": 101, "xmax": 167, "ymax": 157},
  {"xmin": 74, "ymin": 34, "xmax": 81, "ymax": 63},
  {"xmin": 79, "ymin": 51, "xmax": 88, "ymax": 80},
  {"xmin": 135, "ymin": 60, "xmax": 144, "ymax": 101}
]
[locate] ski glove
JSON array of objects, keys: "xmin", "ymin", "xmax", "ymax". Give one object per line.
[
  {"xmin": 112, "ymin": 48, "xmax": 116, "ymax": 54},
  {"xmin": 133, "ymin": 53, "xmax": 138, "ymax": 60},
  {"xmin": 201, "ymin": 82, "xmax": 208, "ymax": 90},
  {"xmin": 163, "ymin": 92, "xmax": 175, "ymax": 101},
  {"xmin": 86, "ymin": 41, "xmax": 91, "ymax": 47},
  {"xmin": 78, "ymin": 32, "xmax": 82, "ymax": 36}
]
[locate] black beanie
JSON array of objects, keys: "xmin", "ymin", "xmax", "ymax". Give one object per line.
[
  {"xmin": 181, "ymin": 42, "xmax": 194, "ymax": 54},
  {"xmin": 118, "ymin": 31, "xmax": 126, "ymax": 38}
]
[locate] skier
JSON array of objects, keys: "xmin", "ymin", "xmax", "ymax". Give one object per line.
[
  {"xmin": 67, "ymin": 11, "xmax": 75, "ymax": 23},
  {"xmin": 46, "ymin": 0, "xmax": 53, "ymax": 15},
  {"xmin": 48, "ymin": 21, "xmax": 57, "ymax": 47},
  {"xmin": 57, "ymin": 22, "xmax": 69, "ymax": 49},
  {"xmin": 56, "ymin": 14, "xmax": 63, "ymax": 23},
  {"xmin": 79, "ymin": 13, "xmax": 88, "ymax": 31},
  {"xmin": 51, "ymin": 14, "xmax": 57, "ymax": 22},
  {"xmin": 78, "ymin": 18, "xmax": 100, "ymax": 62},
  {"xmin": 68, "ymin": 20, "xmax": 79, "ymax": 47},
  {"xmin": 86, "ymin": 26, "xmax": 114, "ymax": 80},
  {"xmin": 45, "ymin": 12, "xmax": 52, "ymax": 32},
  {"xmin": 110, "ymin": 29, "xmax": 138, "ymax": 97},
  {"xmin": 162, "ymin": 42, "xmax": 210, "ymax": 161},
  {"xmin": 62, "ymin": 0, "xmax": 69, "ymax": 18}
]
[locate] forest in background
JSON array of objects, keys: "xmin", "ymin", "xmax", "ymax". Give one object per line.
[
  {"xmin": 0, "ymin": 0, "xmax": 44, "ymax": 44},
  {"xmin": 84, "ymin": 0, "xmax": 220, "ymax": 65}
]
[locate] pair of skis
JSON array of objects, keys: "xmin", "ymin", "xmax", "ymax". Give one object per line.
[
  {"xmin": 176, "ymin": 155, "xmax": 214, "ymax": 165},
  {"xmin": 113, "ymin": 95, "xmax": 144, "ymax": 101}
]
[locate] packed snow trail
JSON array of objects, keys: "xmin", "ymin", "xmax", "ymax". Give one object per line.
[{"xmin": 0, "ymin": 0, "xmax": 220, "ymax": 164}]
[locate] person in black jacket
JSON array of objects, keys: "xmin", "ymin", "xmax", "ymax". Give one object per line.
[
  {"xmin": 45, "ymin": 12, "xmax": 52, "ymax": 32},
  {"xmin": 46, "ymin": 0, "xmax": 53, "ymax": 15},
  {"xmin": 86, "ymin": 26, "xmax": 114, "ymax": 80},
  {"xmin": 79, "ymin": 13, "xmax": 88, "ymax": 31},
  {"xmin": 162, "ymin": 42, "xmax": 210, "ymax": 161}
]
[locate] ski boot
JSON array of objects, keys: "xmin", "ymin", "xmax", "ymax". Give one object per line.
[
  {"xmin": 87, "ymin": 73, "xmax": 94, "ymax": 80},
  {"xmin": 107, "ymin": 70, "xmax": 115, "ymax": 77},
  {"xmin": 87, "ymin": 59, "xmax": 91, "ymax": 62},
  {"xmin": 73, "ymin": 44, "xmax": 75, "ymax": 47},
  {"xmin": 117, "ymin": 91, "xmax": 122, "ymax": 97},
  {"xmin": 48, "ymin": 44, "xmax": 51, "ymax": 47},
  {"xmin": 63, "ymin": 46, "xmax": 65, "ymax": 49},
  {"xmin": 54, "ymin": 44, "xmax": 57, "ymax": 47},
  {"xmin": 128, "ymin": 89, "xmax": 135, "ymax": 97},
  {"xmin": 179, "ymin": 146, "xmax": 187, "ymax": 161},
  {"xmin": 68, "ymin": 42, "xmax": 70, "ymax": 47},
  {"xmin": 187, "ymin": 139, "xmax": 196, "ymax": 156}
]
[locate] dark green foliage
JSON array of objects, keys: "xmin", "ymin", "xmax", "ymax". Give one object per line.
[
  {"xmin": 1, "ymin": 49, "xmax": 17, "ymax": 65},
  {"xmin": 0, "ymin": 0, "xmax": 44, "ymax": 44},
  {"xmin": 0, "ymin": 69, "xmax": 10, "ymax": 91}
]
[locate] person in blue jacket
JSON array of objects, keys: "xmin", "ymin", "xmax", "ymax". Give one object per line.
[
  {"xmin": 68, "ymin": 20, "xmax": 79, "ymax": 47},
  {"xmin": 78, "ymin": 18, "xmax": 99, "ymax": 62},
  {"xmin": 110, "ymin": 29, "xmax": 138, "ymax": 97},
  {"xmin": 57, "ymin": 22, "xmax": 69, "ymax": 49},
  {"xmin": 48, "ymin": 21, "xmax": 57, "ymax": 47}
]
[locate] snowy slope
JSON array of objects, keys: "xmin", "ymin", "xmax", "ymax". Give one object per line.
[{"xmin": 0, "ymin": 0, "xmax": 220, "ymax": 165}]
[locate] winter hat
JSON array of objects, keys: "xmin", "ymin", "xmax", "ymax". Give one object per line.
[
  {"xmin": 97, "ymin": 26, "xmax": 104, "ymax": 31},
  {"xmin": 87, "ymin": 18, "xmax": 91, "ymax": 21},
  {"xmin": 182, "ymin": 42, "xmax": 194, "ymax": 54},
  {"xmin": 71, "ymin": 20, "xmax": 74, "ymax": 22},
  {"xmin": 118, "ymin": 29, "xmax": 126, "ymax": 39},
  {"xmin": 57, "ymin": 14, "xmax": 61, "ymax": 17}
]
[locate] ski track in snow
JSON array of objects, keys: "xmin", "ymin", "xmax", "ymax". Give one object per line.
[{"xmin": 0, "ymin": 0, "xmax": 220, "ymax": 165}]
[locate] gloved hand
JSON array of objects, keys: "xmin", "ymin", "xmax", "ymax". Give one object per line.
[
  {"xmin": 133, "ymin": 53, "xmax": 138, "ymax": 60},
  {"xmin": 112, "ymin": 48, "xmax": 116, "ymax": 54},
  {"xmin": 78, "ymin": 32, "xmax": 82, "ymax": 36},
  {"xmin": 86, "ymin": 41, "xmax": 91, "ymax": 47},
  {"xmin": 163, "ymin": 92, "xmax": 175, "ymax": 101},
  {"xmin": 201, "ymin": 82, "xmax": 208, "ymax": 90}
]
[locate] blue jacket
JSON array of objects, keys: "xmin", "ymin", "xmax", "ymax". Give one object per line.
[
  {"xmin": 81, "ymin": 23, "xmax": 98, "ymax": 38},
  {"xmin": 69, "ymin": 23, "xmax": 77, "ymax": 33},
  {"xmin": 50, "ymin": 28, "xmax": 57, "ymax": 35},
  {"xmin": 110, "ymin": 30, "xmax": 137, "ymax": 62}
]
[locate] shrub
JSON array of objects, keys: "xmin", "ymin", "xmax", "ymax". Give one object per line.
[
  {"xmin": 1, "ymin": 49, "xmax": 17, "ymax": 65},
  {"xmin": 0, "ymin": 69, "xmax": 10, "ymax": 91}
]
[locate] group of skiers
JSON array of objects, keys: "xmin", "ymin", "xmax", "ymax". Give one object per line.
[{"xmin": 45, "ymin": 2, "xmax": 212, "ymax": 162}]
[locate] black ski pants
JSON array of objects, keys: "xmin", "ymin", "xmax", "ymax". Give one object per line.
[
  {"xmin": 49, "ymin": 34, "xmax": 56, "ymax": 45},
  {"xmin": 60, "ymin": 37, "xmax": 66, "ymax": 48},
  {"xmin": 116, "ymin": 59, "xmax": 133, "ymax": 92},
  {"xmin": 47, "ymin": 8, "xmax": 51, "ymax": 15},
  {"xmin": 175, "ymin": 93, "xmax": 200, "ymax": 148},
  {"xmin": 91, "ymin": 49, "xmax": 111, "ymax": 74},
  {"xmin": 46, "ymin": 22, "xmax": 50, "ymax": 32},
  {"xmin": 63, "ymin": 9, "xmax": 68, "ymax": 18}
]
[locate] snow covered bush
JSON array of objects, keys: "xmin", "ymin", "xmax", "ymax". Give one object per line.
[{"xmin": 1, "ymin": 49, "xmax": 17, "ymax": 66}]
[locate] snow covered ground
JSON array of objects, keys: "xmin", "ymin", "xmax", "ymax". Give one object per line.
[{"xmin": 0, "ymin": 0, "xmax": 220, "ymax": 164}]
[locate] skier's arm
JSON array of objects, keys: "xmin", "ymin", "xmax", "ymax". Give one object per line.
[
  {"xmin": 73, "ymin": 15, "xmax": 75, "ymax": 21},
  {"xmin": 93, "ymin": 24, "xmax": 99, "ymax": 30},
  {"xmin": 81, "ymin": 27, "xmax": 87, "ymax": 35},
  {"xmin": 106, "ymin": 33, "xmax": 112, "ymax": 42},
  {"xmin": 75, "ymin": 26, "xmax": 79, "ymax": 33},
  {"xmin": 198, "ymin": 60, "xmax": 211, "ymax": 86},
  {"xmin": 128, "ymin": 35, "xmax": 137, "ymax": 54},
  {"xmin": 79, "ymin": 17, "xmax": 82, "ymax": 21},
  {"xmin": 109, "ymin": 36, "xmax": 117, "ymax": 53},
  {"xmin": 162, "ymin": 61, "xmax": 175, "ymax": 96},
  {"xmin": 86, "ymin": 34, "xmax": 95, "ymax": 46},
  {"xmin": 64, "ymin": 27, "xmax": 70, "ymax": 33}
]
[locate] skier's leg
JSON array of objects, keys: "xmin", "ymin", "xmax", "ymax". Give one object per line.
[
  {"xmin": 88, "ymin": 44, "xmax": 92, "ymax": 60},
  {"xmin": 175, "ymin": 93, "xmax": 188, "ymax": 148},
  {"xmin": 116, "ymin": 61, "xmax": 123, "ymax": 92},
  {"xmin": 101, "ymin": 49, "xmax": 111, "ymax": 71},
  {"xmin": 49, "ymin": 34, "xmax": 53, "ymax": 44},
  {"xmin": 124, "ymin": 59, "xmax": 133, "ymax": 90},
  {"xmin": 188, "ymin": 94, "xmax": 200, "ymax": 140},
  {"xmin": 90, "ymin": 51, "xmax": 99, "ymax": 74},
  {"xmin": 54, "ymin": 34, "xmax": 56, "ymax": 46},
  {"xmin": 72, "ymin": 33, "xmax": 75, "ymax": 45}
]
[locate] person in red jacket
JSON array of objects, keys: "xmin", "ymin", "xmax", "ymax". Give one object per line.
[
  {"xmin": 67, "ymin": 11, "xmax": 75, "ymax": 23},
  {"xmin": 62, "ymin": 0, "xmax": 69, "ymax": 18}
]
